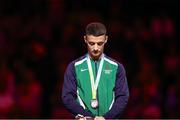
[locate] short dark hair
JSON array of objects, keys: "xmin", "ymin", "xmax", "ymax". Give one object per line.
[{"xmin": 85, "ymin": 22, "xmax": 107, "ymax": 36}]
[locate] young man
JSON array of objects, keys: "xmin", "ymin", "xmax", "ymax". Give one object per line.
[{"xmin": 61, "ymin": 22, "xmax": 129, "ymax": 119}]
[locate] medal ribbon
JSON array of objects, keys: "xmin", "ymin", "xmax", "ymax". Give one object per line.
[{"xmin": 87, "ymin": 54, "xmax": 104, "ymax": 100}]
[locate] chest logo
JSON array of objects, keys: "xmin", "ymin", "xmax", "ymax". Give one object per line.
[
  {"xmin": 104, "ymin": 69, "xmax": 112, "ymax": 74},
  {"xmin": 81, "ymin": 68, "xmax": 88, "ymax": 72},
  {"xmin": 104, "ymin": 64, "xmax": 112, "ymax": 74}
]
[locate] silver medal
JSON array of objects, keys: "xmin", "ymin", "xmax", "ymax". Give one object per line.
[{"xmin": 91, "ymin": 99, "xmax": 98, "ymax": 108}]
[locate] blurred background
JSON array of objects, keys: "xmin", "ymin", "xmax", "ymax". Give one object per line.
[{"xmin": 0, "ymin": 0, "xmax": 179, "ymax": 119}]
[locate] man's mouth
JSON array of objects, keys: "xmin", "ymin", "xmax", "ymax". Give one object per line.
[{"xmin": 93, "ymin": 50, "xmax": 99, "ymax": 54}]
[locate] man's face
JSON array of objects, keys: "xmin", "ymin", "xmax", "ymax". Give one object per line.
[{"xmin": 84, "ymin": 35, "xmax": 108, "ymax": 60}]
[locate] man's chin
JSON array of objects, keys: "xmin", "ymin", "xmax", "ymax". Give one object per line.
[{"xmin": 92, "ymin": 54, "xmax": 101, "ymax": 60}]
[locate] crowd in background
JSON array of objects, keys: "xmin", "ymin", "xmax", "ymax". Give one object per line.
[{"xmin": 0, "ymin": 0, "xmax": 179, "ymax": 118}]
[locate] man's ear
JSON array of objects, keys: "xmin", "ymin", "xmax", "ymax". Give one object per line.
[
  {"xmin": 105, "ymin": 35, "xmax": 108, "ymax": 43},
  {"xmin": 84, "ymin": 35, "xmax": 87, "ymax": 43}
]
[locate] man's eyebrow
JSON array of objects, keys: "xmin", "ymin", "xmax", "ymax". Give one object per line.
[{"xmin": 88, "ymin": 41, "xmax": 104, "ymax": 43}]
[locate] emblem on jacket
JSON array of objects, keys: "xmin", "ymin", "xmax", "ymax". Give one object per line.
[
  {"xmin": 81, "ymin": 68, "xmax": 88, "ymax": 72},
  {"xmin": 104, "ymin": 64, "xmax": 112, "ymax": 74}
]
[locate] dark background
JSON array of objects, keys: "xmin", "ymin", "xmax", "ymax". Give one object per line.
[{"xmin": 0, "ymin": 0, "xmax": 179, "ymax": 118}]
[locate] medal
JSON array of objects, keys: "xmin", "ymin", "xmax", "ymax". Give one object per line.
[
  {"xmin": 91, "ymin": 99, "xmax": 98, "ymax": 108},
  {"xmin": 87, "ymin": 54, "xmax": 104, "ymax": 109}
]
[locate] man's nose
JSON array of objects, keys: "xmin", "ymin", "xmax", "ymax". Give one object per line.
[{"xmin": 94, "ymin": 44, "xmax": 98, "ymax": 51}]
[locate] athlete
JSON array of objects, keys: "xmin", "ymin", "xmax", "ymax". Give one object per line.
[{"xmin": 61, "ymin": 22, "xmax": 129, "ymax": 120}]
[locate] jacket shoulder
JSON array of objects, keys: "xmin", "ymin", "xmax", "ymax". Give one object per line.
[
  {"xmin": 104, "ymin": 55, "xmax": 125, "ymax": 69},
  {"xmin": 68, "ymin": 55, "xmax": 87, "ymax": 67}
]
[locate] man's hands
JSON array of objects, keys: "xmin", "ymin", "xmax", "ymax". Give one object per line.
[
  {"xmin": 75, "ymin": 114, "xmax": 94, "ymax": 120},
  {"xmin": 75, "ymin": 114, "xmax": 105, "ymax": 120},
  {"xmin": 94, "ymin": 116, "xmax": 105, "ymax": 120}
]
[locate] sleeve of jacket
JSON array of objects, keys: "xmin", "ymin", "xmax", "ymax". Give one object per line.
[
  {"xmin": 61, "ymin": 61, "xmax": 94, "ymax": 117},
  {"xmin": 103, "ymin": 63, "xmax": 129, "ymax": 119}
]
